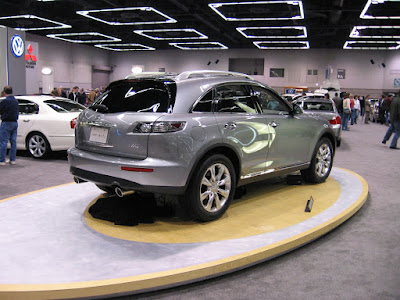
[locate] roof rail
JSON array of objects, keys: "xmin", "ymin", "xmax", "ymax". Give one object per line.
[
  {"xmin": 125, "ymin": 72, "xmax": 178, "ymax": 80},
  {"xmin": 175, "ymin": 70, "xmax": 254, "ymax": 81}
]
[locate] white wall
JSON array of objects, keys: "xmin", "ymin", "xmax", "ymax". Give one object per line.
[
  {"xmin": 25, "ymin": 33, "xmax": 400, "ymax": 97},
  {"xmin": 26, "ymin": 33, "xmax": 110, "ymax": 92}
]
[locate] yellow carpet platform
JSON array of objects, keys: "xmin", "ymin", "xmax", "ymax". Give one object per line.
[{"xmin": 0, "ymin": 167, "xmax": 368, "ymax": 299}]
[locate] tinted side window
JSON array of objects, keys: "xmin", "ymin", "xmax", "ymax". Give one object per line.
[
  {"xmin": 95, "ymin": 80, "xmax": 177, "ymax": 113},
  {"xmin": 192, "ymin": 90, "xmax": 213, "ymax": 112},
  {"xmin": 18, "ymin": 99, "xmax": 39, "ymax": 115},
  {"xmin": 215, "ymin": 85, "xmax": 257, "ymax": 113},
  {"xmin": 45, "ymin": 100, "xmax": 85, "ymax": 113},
  {"xmin": 251, "ymin": 86, "xmax": 289, "ymax": 114}
]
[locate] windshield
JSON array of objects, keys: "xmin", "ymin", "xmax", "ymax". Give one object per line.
[
  {"xmin": 93, "ymin": 79, "xmax": 177, "ymax": 113},
  {"xmin": 302, "ymin": 101, "xmax": 333, "ymax": 111},
  {"xmin": 45, "ymin": 100, "xmax": 85, "ymax": 113}
]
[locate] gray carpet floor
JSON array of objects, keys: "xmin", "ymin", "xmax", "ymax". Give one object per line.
[{"xmin": 0, "ymin": 119, "xmax": 399, "ymax": 300}]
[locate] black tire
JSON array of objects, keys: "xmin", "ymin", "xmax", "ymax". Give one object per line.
[
  {"xmin": 183, "ymin": 154, "xmax": 236, "ymax": 222},
  {"xmin": 96, "ymin": 184, "xmax": 115, "ymax": 194},
  {"xmin": 301, "ymin": 138, "xmax": 334, "ymax": 183},
  {"xmin": 26, "ymin": 133, "xmax": 51, "ymax": 158}
]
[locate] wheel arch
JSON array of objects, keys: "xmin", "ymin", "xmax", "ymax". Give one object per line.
[
  {"xmin": 184, "ymin": 144, "xmax": 241, "ymax": 191},
  {"xmin": 25, "ymin": 131, "xmax": 52, "ymax": 151}
]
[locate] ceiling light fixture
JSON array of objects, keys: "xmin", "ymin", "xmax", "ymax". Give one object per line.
[
  {"xmin": 0, "ymin": 14, "xmax": 71, "ymax": 31},
  {"xmin": 134, "ymin": 29, "xmax": 208, "ymax": 40},
  {"xmin": 46, "ymin": 32, "xmax": 121, "ymax": 43},
  {"xmin": 349, "ymin": 26, "xmax": 400, "ymax": 38},
  {"xmin": 94, "ymin": 43, "xmax": 156, "ymax": 51},
  {"xmin": 253, "ymin": 41, "xmax": 310, "ymax": 49},
  {"xmin": 169, "ymin": 42, "xmax": 228, "ymax": 50},
  {"xmin": 360, "ymin": 0, "xmax": 400, "ymax": 19},
  {"xmin": 343, "ymin": 40, "xmax": 400, "ymax": 50},
  {"xmin": 236, "ymin": 26, "xmax": 307, "ymax": 38},
  {"xmin": 76, "ymin": 7, "xmax": 177, "ymax": 25},
  {"xmin": 209, "ymin": 1, "xmax": 304, "ymax": 21}
]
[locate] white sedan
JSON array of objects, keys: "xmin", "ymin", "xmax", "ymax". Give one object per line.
[{"xmin": 0, "ymin": 95, "xmax": 85, "ymax": 158}]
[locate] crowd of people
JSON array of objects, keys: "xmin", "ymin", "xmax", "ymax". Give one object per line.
[
  {"xmin": 50, "ymin": 86, "xmax": 102, "ymax": 107},
  {"xmin": 331, "ymin": 91, "xmax": 400, "ymax": 149}
]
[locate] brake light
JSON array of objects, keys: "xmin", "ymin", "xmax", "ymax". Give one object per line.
[
  {"xmin": 121, "ymin": 166, "xmax": 154, "ymax": 172},
  {"xmin": 70, "ymin": 117, "xmax": 77, "ymax": 129},
  {"xmin": 134, "ymin": 121, "xmax": 186, "ymax": 133},
  {"xmin": 329, "ymin": 116, "xmax": 341, "ymax": 125}
]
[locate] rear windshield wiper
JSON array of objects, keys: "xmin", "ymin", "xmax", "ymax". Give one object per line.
[{"xmin": 89, "ymin": 104, "xmax": 108, "ymax": 113}]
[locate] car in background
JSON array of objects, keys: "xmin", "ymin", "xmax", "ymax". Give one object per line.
[
  {"xmin": 69, "ymin": 70, "xmax": 336, "ymax": 222},
  {"xmin": 293, "ymin": 97, "xmax": 342, "ymax": 147},
  {"xmin": 0, "ymin": 95, "xmax": 85, "ymax": 158}
]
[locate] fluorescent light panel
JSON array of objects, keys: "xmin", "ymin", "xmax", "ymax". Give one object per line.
[
  {"xmin": 46, "ymin": 32, "xmax": 121, "ymax": 43},
  {"xmin": 169, "ymin": 42, "xmax": 228, "ymax": 50},
  {"xmin": 343, "ymin": 40, "xmax": 400, "ymax": 50},
  {"xmin": 253, "ymin": 41, "xmax": 310, "ymax": 49},
  {"xmin": 360, "ymin": 0, "xmax": 400, "ymax": 19},
  {"xmin": 0, "ymin": 14, "xmax": 71, "ymax": 31},
  {"xmin": 350, "ymin": 26, "xmax": 400, "ymax": 38},
  {"xmin": 134, "ymin": 29, "xmax": 208, "ymax": 40},
  {"xmin": 209, "ymin": 1, "xmax": 304, "ymax": 21},
  {"xmin": 237, "ymin": 26, "xmax": 307, "ymax": 38},
  {"xmin": 76, "ymin": 7, "xmax": 177, "ymax": 25},
  {"xmin": 95, "ymin": 43, "xmax": 155, "ymax": 51}
]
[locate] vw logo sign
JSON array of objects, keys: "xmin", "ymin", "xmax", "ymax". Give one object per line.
[{"xmin": 11, "ymin": 35, "xmax": 24, "ymax": 58}]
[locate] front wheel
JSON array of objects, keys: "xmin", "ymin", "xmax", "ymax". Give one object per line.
[
  {"xmin": 26, "ymin": 133, "xmax": 51, "ymax": 158},
  {"xmin": 301, "ymin": 138, "xmax": 333, "ymax": 183},
  {"xmin": 183, "ymin": 154, "xmax": 236, "ymax": 222}
]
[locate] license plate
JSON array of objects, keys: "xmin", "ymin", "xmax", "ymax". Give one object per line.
[{"xmin": 89, "ymin": 127, "xmax": 109, "ymax": 144}]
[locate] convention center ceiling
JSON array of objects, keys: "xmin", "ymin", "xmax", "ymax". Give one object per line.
[{"xmin": 1, "ymin": 0, "xmax": 399, "ymax": 51}]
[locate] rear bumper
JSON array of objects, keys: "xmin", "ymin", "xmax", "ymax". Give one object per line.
[{"xmin": 67, "ymin": 147, "xmax": 188, "ymax": 195}]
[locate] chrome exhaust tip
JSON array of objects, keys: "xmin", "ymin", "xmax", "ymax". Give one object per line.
[{"xmin": 114, "ymin": 187, "xmax": 131, "ymax": 198}]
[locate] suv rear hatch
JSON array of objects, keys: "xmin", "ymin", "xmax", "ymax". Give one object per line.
[{"xmin": 75, "ymin": 78, "xmax": 177, "ymax": 159}]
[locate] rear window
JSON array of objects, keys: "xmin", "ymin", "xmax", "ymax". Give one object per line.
[
  {"xmin": 44, "ymin": 100, "xmax": 85, "ymax": 113},
  {"xmin": 93, "ymin": 79, "xmax": 177, "ymax": 113},
  {"xmin": 303, "ymin": 101, "xmax": 333, "ymax": 111}
]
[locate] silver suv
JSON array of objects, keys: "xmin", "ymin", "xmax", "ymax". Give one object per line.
[{"xmin": 68, "ymin": 70, "xmax": 336, "ymax": 221}]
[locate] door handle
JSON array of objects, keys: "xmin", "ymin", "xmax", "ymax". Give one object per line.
[
  {"xmin": 224, "ymin": 122, "xmax": 237, "ymax": 130},
  {"xmin": 23, "ymin": 119, "xmax": 30, "ymax": 122},
  {"xmin": 269, "ymin": 121, "xmax": 279, "ymax": 128}
]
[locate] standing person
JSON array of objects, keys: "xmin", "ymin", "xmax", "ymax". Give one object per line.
[
  {"xmin": 364, "ymin": 98, "xmax": 372, "ymax": 124},
  {"xmin": 0, "ymin": 86, "xmax": 19, "ymax": 165},
  {"xmin": 68, "ymin": 86, "xmax": 79, "ymax": 102},
  {"xmin": 78, "ymin": 88, "xmax": 86, "ymax": 106},
  {"xmin": 354, "ymin": 95, "xmax": 361, "ymax": 124},
  {"xmin": 384, "ymin": 94, "xmax": 393, "ymax": 125},
  {"xmin": 342, "ymin": 93, "xmax": 351, "ymax": 131},
  {"xmin": 382, "ymin": 90, "xmax": 400, "ymax": 149},
  {"xmin": 349, "ymin": 94, "xmax": 356, "ymax": 125},
  {"xmin": 59, "ymin": 87, "xmax": 67, "ymax": 98},
  {"xmin": 359, "ymin": 95, "xmax": 365, "ymax": 118},
  {"xmin": 333, "ymin": 92, "xmax": 343, "ymax": 119},
  {"xmin": 379, "ymin": 95, "xmax": 386, "ymax": 124}
]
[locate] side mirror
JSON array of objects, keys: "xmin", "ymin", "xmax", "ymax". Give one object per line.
[{"xmin": 292, "ymin": 103, "xmax": 303, "ymax": 115}]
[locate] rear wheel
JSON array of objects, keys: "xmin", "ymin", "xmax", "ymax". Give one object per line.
[
  {"xmin": 183, "ymin": 154, "xmax": 236, "ymax": 222},
  {"xmin": 26, "ymin": 133, "xmax": 51, "ymax": 158},
  {"xmin": 301, "ymin": 138, "xmax": 333, "ymax": 183}
]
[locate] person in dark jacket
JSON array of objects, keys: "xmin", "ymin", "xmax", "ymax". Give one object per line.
[
  {"xmin": 0, "ymin": 86, "xmax": 19, "ymax": 165},
  {"xmin": 382, "ymin": 90, "xmax": 400, "ymax": 149}
]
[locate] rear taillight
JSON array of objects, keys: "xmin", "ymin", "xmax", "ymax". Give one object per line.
[
  {"xmin": 329, "ymin": 116, "xmax": 341, "ymax": 125},
  {"xmin": 134, "ymin": 121, "xmax": 186, "ymax": 133},
  {"xmin": 70, "ymin": 117, "xmax": 77, "ymax": 129}
]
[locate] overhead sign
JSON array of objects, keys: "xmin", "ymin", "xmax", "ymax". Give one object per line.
[
  {"xmin": 337, "ymin": 69, "xmax": 346, "ymax": 79},
  {"xmin": 394, "ymin": 78, "xmax": 400, "ymax": 88},
  {"xmin": 10, "ymin": 34, "xmax": 24, "ymax": 57}
]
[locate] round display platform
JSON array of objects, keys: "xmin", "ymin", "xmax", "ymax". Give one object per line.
[{"xmin": 0, "ymin": 168, "xmax": 368, "ymax": 300}]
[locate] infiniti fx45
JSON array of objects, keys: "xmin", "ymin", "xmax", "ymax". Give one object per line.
[{"xmin": 68, "ymin": 71, "xmax": 336, "ymax": 222}]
